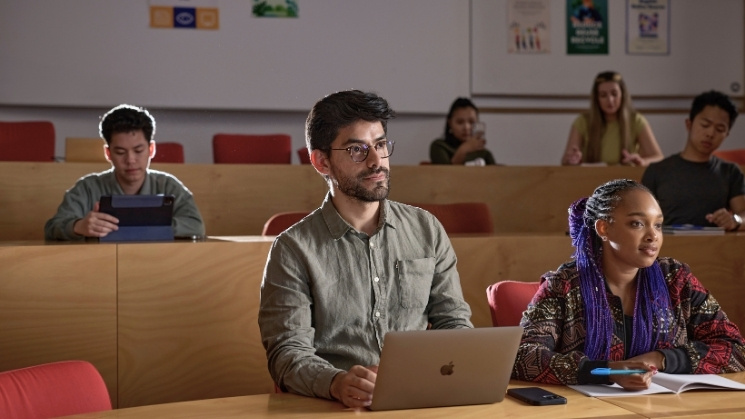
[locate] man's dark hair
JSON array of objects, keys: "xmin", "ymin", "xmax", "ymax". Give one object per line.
[
  {"xmin": 99, "ymin": 104, "xmax": 156, "ymax": 145},
  {"xmin": 305, "ymin": 90, "xmax": 396, "ymax": 152},
  {"xmin": 689, "ymin": 90, "xmax": 738, "ymax": 129}
]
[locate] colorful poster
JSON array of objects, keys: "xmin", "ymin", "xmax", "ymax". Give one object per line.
[
  {"xmin": 507, "ymin": 0, "xmax": 550, "ymax": 54},
  {"xmin": 149, "ymin": 0, "xmax": 219, "ymax": 30},
  {"xmin": 566, "ymin": 0, "xmax": 608, "ymax": 55},
  {"xmin": 253, "ymin": 0, "xmax": 298, "ymax": 18},
  {"xmin": 626, "ymin": 0, "xmax": 670, "ymax": 55}
]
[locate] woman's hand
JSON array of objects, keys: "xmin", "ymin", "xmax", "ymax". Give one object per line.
[
  {"xmin": 562, "ymin": 146, "xmax": 583, "ymax": 165},
  {"xmin": 461, "ymin": 136, "xmax": 487, "ymax": 153},
  {"xmin": 607, "ymin": 360, "xmax": 657, "ymax": 391}
]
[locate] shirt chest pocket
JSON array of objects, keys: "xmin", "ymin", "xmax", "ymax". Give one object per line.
[{"xmin": 396, "ymin": 258, "xmax": 435, "ymax": 309}]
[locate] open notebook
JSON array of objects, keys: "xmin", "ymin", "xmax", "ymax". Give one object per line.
[{"xmin": 569, "ymin": 373, "xmax": 745, "ymax": 397}]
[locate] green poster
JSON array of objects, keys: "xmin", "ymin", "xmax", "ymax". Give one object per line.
[{"xmin": 567, "ymin": 0, "xmax": 608, "ymax": 54}]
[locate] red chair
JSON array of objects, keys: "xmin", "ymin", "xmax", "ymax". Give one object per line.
[
  {"xmin": 408, "ymin": 202, "xmax": 493, "ymax": 234},
  {"xmin": 713, "ymin": 148, "xmax": 745, "ymax": 164},
  {"xmin": 0, "ymin": 360, "xmax": 111, "ymax": 419},
  {"xmin": 486, "ymin": 280, "xmax": 540, "ymax": 327},
  {"xmin": 152, "ymin": 141, "xmax": 185, "ymax": 163},
  {"xmin": 297, "ymin": 147, "xmax": 311, "ymax": 165},
  {"xmin": 0, "ymin": 121, "xmax": 55, "ymax": 162},
  {"xmin": 212, "ymin": 133, "xmax": 291, "ymax": 164},
  {"xmin": 262, "ymin": 211, "xmax": 310, "ymax": 236}
]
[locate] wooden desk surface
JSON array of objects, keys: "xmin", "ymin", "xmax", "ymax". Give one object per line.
[
  {"xmin": 599, "ymin": 372, "xmax": 745, "ymax": 418},
  {"xmin": 0, "ymin": 162, "xmax": 645, "ymax": 240},
  {"xmin": 58, "ymin": 382, "xmax": 642, "ymax": 419}
]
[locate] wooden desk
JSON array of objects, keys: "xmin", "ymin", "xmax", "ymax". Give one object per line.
[
  {"xmin": 3, "ymin": 234, "xmax": 745, "ymax": 409},
  {"xmin": 58, "ymin": 383, "xmax": 643, "ymax": 419},
  {"xmin": 0, "ymin": 162, "xmax": 645, "ymax": 240},
  {"xmin": 599, "ymin": 372, "xmax": 745, "ymax": 418}
]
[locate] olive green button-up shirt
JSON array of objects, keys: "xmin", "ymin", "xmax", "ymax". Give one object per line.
[{"xmin": 259, "ymin": 194, "xmax": 473, "ymax": 400}]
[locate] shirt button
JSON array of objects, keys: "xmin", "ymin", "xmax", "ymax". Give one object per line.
[
  {"xmin": 374, "ymin": 277, "xmax": 379, "ymax": 282},
  {"xmin": 375, "ymin": 312, "xmax": 380, "ymax": 318},
  {"xmin": 370, "ymin": 243, "xmax": 375, "ymax": 249}
]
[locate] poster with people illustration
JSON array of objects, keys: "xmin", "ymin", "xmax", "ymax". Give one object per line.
[
  {"xmin": 507, "ymin": 0, "xmax": 550, "ymax": 54},
  {"xmin": 626, "ymin": 0, "xmax": 669, "ymax": 55},
  {"xmin": 566, "ymin": 0, "xmax": 608, "ymax": 54}
]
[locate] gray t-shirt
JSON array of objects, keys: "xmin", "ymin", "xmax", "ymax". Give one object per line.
[
  {"xmin": 642, "ymin": 154, "xmax": 745, "ymax": 226},
  {"xmin": 258, "ymin": 193, "xmax": 473, "ymax": 399}
]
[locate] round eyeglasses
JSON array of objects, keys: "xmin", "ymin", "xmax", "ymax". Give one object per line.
[{"xmin": 329, "ymin": 140, "xmax": 395, "ymax": 163}]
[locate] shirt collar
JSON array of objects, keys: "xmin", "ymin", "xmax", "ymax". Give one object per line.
[{"xmin": 320, "ymin": 192, "xmax": 396, "ymax": 239}]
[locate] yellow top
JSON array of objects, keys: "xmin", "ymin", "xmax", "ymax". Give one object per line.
[{"xmin": 572, "ymin": 112, "xmax": 647, "ymax": 164}]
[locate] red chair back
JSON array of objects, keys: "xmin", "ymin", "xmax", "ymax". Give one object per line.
[
  {"xmin": 0, "ymin": 360, "xmax": 111, "ymax": 419},
  {"xmin": 152, "ymin": 142, "xmax": 185, "ymax": 163},
  {"xmin": 262, "ymin": 211, "xmax": 310, "ymax": 236},
  {"xmin": 212, "ymin": 133, "xmax": 291, "ymax": 164},
  {"xmin": 0, "ymin": 121, "xmax": 55, "ymax": 162},
  {"xmin": 713, "ymin": 148, "xmax": 745, "ymax": 164},
  {"xmin": 409, "ymin": 202, "xmax": 493, "ymax": 234},
  {"xmin": 297, "ymin": 147, "xmax": 311, "ymax": 164},
  {"xmin": 486, "ymin": 280, "xmax": 540, "ymax": 327}
]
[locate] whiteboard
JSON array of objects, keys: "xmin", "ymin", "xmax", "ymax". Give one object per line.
[
  {"xmin": 0, "ymin": 1, "xmax": 469, "ymax": 113},
  {"xmin": 472, "ymin": 0, "xmax": 744, "ymax": 97}
]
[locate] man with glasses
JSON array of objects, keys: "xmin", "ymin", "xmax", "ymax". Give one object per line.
[{"xmin": 259, "ymin": 90, "xmax": 473, "ymax": 408}]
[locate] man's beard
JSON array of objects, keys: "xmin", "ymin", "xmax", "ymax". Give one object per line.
[{"xmin": 331, "ymin": 166, "xmax": 390, "ymax": 202}]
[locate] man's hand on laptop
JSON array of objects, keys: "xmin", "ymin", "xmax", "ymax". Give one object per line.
[
  {"xmin": 330, "ymin": 365, "xmax": 377, "ymax": 408},
  {"xmin": 73, "ymin": 201, "xmax": 119, "ymax": 238}
]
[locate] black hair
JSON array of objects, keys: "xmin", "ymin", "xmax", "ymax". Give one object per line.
[
  {"xmin": 443, "ymin": 97, "xmax": 479, "ymax": 148},
  {"xmin": 689, "ymin": 90, "xmax": 738, "ymax": 129},
  {"xmin": 305, "ymin": 90, "xmax": 396, "ymax": 152},
  {"xmin": 99, "ymin": 104, "xmax": 156, "ymax": 145}
]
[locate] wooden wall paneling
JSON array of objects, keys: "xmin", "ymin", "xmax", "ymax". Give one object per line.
[
  {"xmin": 0, "ymin": 243, "xmax": 118, "ymax": 406},
  {"xmin": 116, "ymin": 241, "xmax": 275, "ymax": 408}
]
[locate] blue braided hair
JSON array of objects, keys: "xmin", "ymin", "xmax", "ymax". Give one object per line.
[{"xmin": 568, "ymin": 179, "xmax": 673, "ymax": 360}]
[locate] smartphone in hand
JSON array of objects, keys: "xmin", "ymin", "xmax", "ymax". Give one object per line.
[{"xmin": 507, "ymin": 387, "xmax": 567, "ymax": 406}]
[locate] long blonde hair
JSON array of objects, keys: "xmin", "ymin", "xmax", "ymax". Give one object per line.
[{"xmin": 584, "ymin": 71, "xmax": 636, "ymax": 163}]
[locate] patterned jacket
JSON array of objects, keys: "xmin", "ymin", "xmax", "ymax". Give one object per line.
[{"xmin": 512, "ymin": 257, "xmax": 745, "ymax": 384}]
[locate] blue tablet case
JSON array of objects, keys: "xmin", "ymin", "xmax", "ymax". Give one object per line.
[{"xmin": 98, "ymin": 195, "xmax": 175, "ymax": 242}]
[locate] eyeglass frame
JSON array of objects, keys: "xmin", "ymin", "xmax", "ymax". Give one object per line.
[{"xmin": 328, "ymin": 139, "xmax": 395, "ymax": 163}]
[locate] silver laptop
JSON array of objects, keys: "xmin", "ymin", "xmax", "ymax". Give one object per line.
[{"xmin": 369, "ymin": 326, "xmax": 523, "ymax": 411}]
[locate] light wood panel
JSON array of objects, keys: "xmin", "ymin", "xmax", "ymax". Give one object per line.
[
  {"xmin": 0, "ymin": 243, "xmax": 118, "ymax": 406},
  {"xmin": 116, "ymin": 240, "xmax": 275, "ymax": 408},
  {"xmin": 0, "ymin": 162, "xmax": 646, "ymax": 241},
  {"xmin": 65, "ymin": 137, "xmax": 108, "ymax": 163}
]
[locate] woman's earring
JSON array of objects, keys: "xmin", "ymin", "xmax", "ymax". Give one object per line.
[{"xmin": 601, "ymin": 236, "xmax": 608, "ymax": 242}]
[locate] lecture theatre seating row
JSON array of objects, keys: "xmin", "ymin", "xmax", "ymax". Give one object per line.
[{"xmin": 0, "ymin": 162, "xmax": 648, "ymax": 241}]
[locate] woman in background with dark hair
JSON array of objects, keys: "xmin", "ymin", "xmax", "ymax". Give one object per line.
[
  {"xmin": 562, "ymin": 71, "xmax": 663, "ymax": 166},
  {"xmin": 430, "ymin": 98, "xmax": 496, "ymax": 165},
  {"xmin": 512, "ymin": 179, "xmax": 745, "ymax": 390}
]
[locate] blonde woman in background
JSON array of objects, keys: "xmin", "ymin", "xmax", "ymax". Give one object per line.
[{"xmin": 562, "ymin": 71, "xmax": 663, "ymax": 166}]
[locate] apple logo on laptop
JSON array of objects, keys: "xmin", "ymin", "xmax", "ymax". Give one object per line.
[{"xmin": 440, "ymin": 361, "xmax": 455, "ymax": 376}]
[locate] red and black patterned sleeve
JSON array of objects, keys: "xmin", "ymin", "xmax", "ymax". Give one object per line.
[
  {"xmin": 663, "ymin": 259, "xmax": 745, "ymax": 374},
  {"xmin": 512, "ymin": 263, "xmax": 604, "ymax": 385}
]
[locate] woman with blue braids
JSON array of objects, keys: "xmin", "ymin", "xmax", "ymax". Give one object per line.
[{"xmin": 512, "ymin": 179, "xmax": 745, "ymax": 390}]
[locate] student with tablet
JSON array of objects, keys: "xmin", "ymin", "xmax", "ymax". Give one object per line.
[
  {"xmin": 258, "ymin": 90, "xmax": 472, "ymax": 409},
  {"xmin": 512, "ymin": 179, "xmax": 745, "ymax": 390},
  {"xmin": 44, "ymin": 104, "xmax": 204, "ymax": 240}
]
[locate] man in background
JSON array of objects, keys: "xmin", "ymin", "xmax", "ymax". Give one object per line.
[
  {"xmin": 45, "ymin": 104, "xmax": 204, "ymax": 240},
  {"xmin": 642, "ymin": 90, "xmax": 745, "ymax": 230}
]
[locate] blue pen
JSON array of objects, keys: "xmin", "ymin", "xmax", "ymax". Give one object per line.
[{"xmin": 590, "ymin": 368, "xmax": 648, "ymax": 375}]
